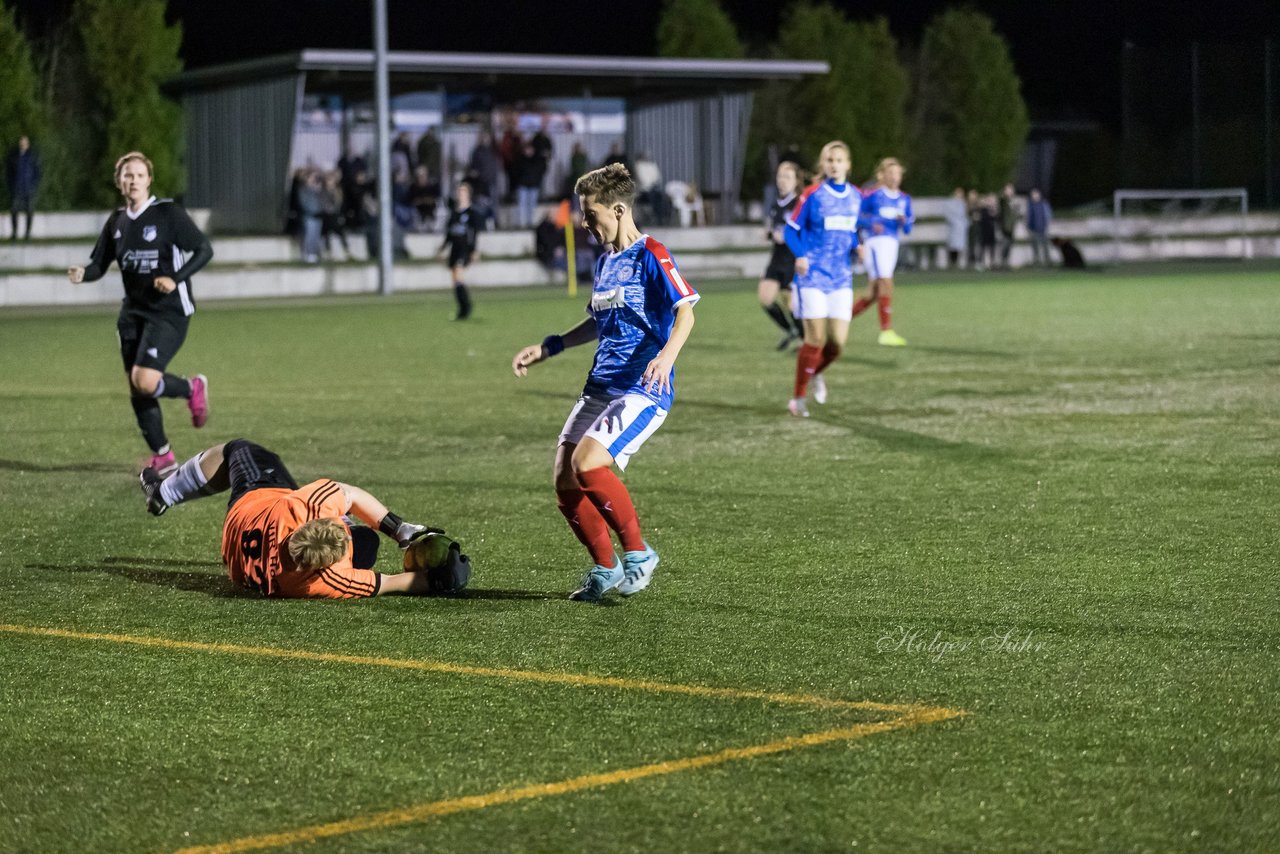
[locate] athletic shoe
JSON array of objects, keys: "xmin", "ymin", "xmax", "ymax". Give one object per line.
[
  {"xmin": 878, "ymin": 329, "xmax": 908, "ymax": 347},
  {"xmin": 787, "ymin": 398, "xmax": 810, "ymax": 418},
  {"xmin": 569, "ymin": 557, "xmax": 623, "ymax": 603},
  {"xmin": 149, "ymin": 450, "xmax": 178, "ymax": 476},
  {"xmin": 812, "ymin": 374, "xmax": 828, "ymax": 405},
  {"xmin": 139, "ymin": 467, "xmax": 168, "ymax": 516},
  {"xmin": 776, "ymin": 330, "xmax": 799, "ymax": 351},
  {"xmin": 619, "ymin": 542, "xmax": 660, "ymax": 597},
  {"xmin": 188, "ymin": 374, "xmax": 209, "ymax": 427}
]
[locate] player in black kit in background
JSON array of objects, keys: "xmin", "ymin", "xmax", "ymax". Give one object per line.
[
  {"xmin": 67, "ymin": 151, "xmax": 214, "ymax": 475},
  {"xmin": 758, "ymin": 161, "xmax": 804, "ymax": 350},
  {"xmin": 436, "ymin": 181, "xmax": 483, "ymax": 320}
]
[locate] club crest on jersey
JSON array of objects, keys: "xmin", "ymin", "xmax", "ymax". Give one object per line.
[
  {"xmin": 591, "ymin": 287, "xmax": 627, "ymax": 311},
  {"xmin": 142, "ymin": 225, "xmax": 157, "ymax": 242},
  {"xmin": 612, "ymin": 263, "xmax": 636, "ymax": 283}
]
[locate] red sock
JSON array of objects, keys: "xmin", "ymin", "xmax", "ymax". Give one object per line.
[
  {"xmin": 817, "ymin": 341, "xmax": 842, "ymax": 374},
  {"xmin": 878, "ymin": 294, "xmax": 892, "ymax": 330},
  {"xmin": 576, "ymin": 467, "xmax": 644, "ymax": 553},
  {"xmin": 793, "ymin": 343, "xmax": 823, "ymax": 398},
  {"xmin": 556, "ymin": 488, "xmax": 616, "ymax": 566},
  {"xmin": 852, "ymin": 296, "xmax": 872, "ymax": 318}
]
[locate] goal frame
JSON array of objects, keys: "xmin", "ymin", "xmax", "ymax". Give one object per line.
[{"xmin": 1112, "ymin": 188, "xmax": 1250, "ymax": 262}]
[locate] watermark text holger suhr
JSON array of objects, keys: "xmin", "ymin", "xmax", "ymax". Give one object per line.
[{"xmin": 877, "ymin": 625, "xmax": 1047, "ymax": 663}]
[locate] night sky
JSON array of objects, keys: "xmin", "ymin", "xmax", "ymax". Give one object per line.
[{"xmin": 14, "ymin": 0, "xmax": 1280, "ymax": 127}]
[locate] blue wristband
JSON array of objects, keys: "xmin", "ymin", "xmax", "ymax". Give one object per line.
[{"xmin": 541, "ymin": 334, "xmax": 565, "ymax": 357}]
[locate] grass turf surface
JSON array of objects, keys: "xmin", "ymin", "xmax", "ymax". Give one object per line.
[{"xmin": 1, "ymin": 261, "xmax": 1278, "ymax": 852}]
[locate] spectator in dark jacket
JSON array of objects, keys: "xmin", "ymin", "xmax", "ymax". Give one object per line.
[
  {"xmin": 1026, "ymin": 188, "xmax": 1053, "ymax": 266},
  {"xmin": 514, "ymin": 142, "xmax": 548, "ymax": 228},
  {"xmin": 7, "ymin": 135, "xmax": 41, "ymax": 241}
]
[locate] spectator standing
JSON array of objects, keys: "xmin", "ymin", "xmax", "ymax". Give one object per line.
[
  {"xmin": 514, "ymin": 141, "xmax": 547, "ymax": 228},
  {"xmin": 415, "ymin": 128, "xmax": 442, "ymax": 180},
  {"xmin": 408, "ymin": 165, "xmax": 441, "ymax": 231},
  {"xmin": 567, "ymin": 142, "xmax": 589, "ymax": 196},
  {"xmin": 391, "ymin": 132, "xmax": 414, "ymax": 176},
  {"xmin": 966, "ymin": 189, "xmax": 982, "ymax": 269},
  {"xmin": 998, "ymin": 183, "xmax": 1019, "ymax": 268},
  {"xmin": 298, "ymin": 170, "xmax": 325, "ymax": 263},
  {"xmin": 531, "ymin": 120, "xmax": 553, "ymax": 164},
  {"xmin": 6, "ymin": 135, "xmax": 41, "ymax": 241},
  {"xmin": 943, "ymin": 187, "xmax": 969, "ymax": 268},
  {"xmin": 602, "ymin": 140, "xmax": 629, "ymax": 171},
  {"xmin": 1026, "ymin": 188, "xmax": 1053, "ymax": 266},
  {"xmin": 320, "ymin": 170, "xmax": 349, "ymax": 258},
  {"xmin": 468, "ymin": 132, "xmax": 501, "ymax": 205},
  {"xmin": 978, "ymin": 194, "xmax": 999, "ymax": 271},
  {"xmin": 499, "ymin": 117, "xmax": 521, "ymax": 202}
]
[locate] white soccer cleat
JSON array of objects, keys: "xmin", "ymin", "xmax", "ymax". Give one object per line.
[
  {"xmin": 788, "ymin": 398, "xmax": 810, "ymax": 418},
  {"xmin": 812, "ymin": 374, "xmax": 828, "ymax": 405}
]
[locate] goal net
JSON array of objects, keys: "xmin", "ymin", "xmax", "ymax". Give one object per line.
[{"xmin": 1111, "ymin": 188, "xmax": 1250, "ymax": 262}]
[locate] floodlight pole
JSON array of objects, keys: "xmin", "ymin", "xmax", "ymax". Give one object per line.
[{"xmin": 373, "ymin": 0, "xmax": 393, "ymax": 295}]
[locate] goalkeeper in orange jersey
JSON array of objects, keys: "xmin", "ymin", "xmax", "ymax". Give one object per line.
[{"xmin": 139, "ymin": 438, "xmax": 470, "ymax": 598}]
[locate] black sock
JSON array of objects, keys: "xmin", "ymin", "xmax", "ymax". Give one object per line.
[
  {"xmin": 158, "ymin": 374, "xmax": 191, "ymax": 398},
  {"xmin": 454, "ymin": 283, "xmax": 472, "ymax": 318},
  {"xmin": 763, "ymin": 303, "xmax": 792, "ymax": 333},
  {"xmin": 131, "ymin": 396, "xmax": 168, "ymax": 452}
]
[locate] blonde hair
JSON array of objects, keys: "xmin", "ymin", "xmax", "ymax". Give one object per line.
[
  {"xmin": 574, "ymin": 163, "xmax": 635, "ymax": 208},
  {"xmin": 819, "ymin": 140, "xmax": 850, "ymax": 161},
  {"xmin": 114, "ymin": 151, "xmax": 154, "ymax": 187},
  {"xmin": 287, "ymin": 519, "xmax": 349, "ymax": 571}
]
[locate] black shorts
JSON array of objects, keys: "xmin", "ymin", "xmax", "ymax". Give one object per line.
[
  {"xmin": 448, "ymin": 244, "xmax": 474, "ymax": 269},
  {"xmin": 225, "ymin": 440, "xmax": 300, "ymax": 508},
  {"xmin": 117, "ymin": 309, "xmax": 189, "ymax": 373},
  {"xmin": 763, "ymin": 246, "xmax": 796, "ymax": 289}
]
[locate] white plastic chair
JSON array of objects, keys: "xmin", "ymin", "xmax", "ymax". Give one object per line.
[{"xmin": 665, "ymin": 180, "xmax": 704, "ymax": 227}]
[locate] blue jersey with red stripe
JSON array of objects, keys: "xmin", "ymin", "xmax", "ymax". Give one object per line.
[
  {"xmin": 585, "ymin": 234, "xmax": 700, "ymax": 409},
  {"xmin": 858, "ymin": 187, "xmax": 914, "ymax": 240},
  {"xmin": 784, "ymin": 179, "xmax": 861, "ymax": 292}
]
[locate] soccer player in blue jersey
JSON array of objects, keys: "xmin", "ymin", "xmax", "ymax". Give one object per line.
[
  {"xmin": 784, "ymin": 141, "xmax": 862, "ymax": 417},
  {"xmin": 511, "ymin": 163, "xmax": 699, "ymax": 603},
  {"xmin": 853, "ymin": 158, "xmax": 912, "ymax": 346}
]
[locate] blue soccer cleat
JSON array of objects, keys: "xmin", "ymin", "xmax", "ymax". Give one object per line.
[
  {"xmin": 618, "ymin": 542, "xmax": 660, "ymax": 597},
  {"xmin": 569, "ymin": 556, "xmax": 623, "ymax": 603}
]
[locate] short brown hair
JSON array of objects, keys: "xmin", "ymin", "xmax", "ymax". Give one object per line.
[
  {"xmin": 114, "ymin": 151, "xmax": 154, "ymax": 186},
  {"xmin": 287, "ymin": 519, "xmax": 349, "ymax": 571},
  {"xmin": 574, "ymin": 163, "xmax": 635, "ymax": 208},
  {"xmin": 876, "ymin": 157, "xmax": 903, "ymax": 176}
]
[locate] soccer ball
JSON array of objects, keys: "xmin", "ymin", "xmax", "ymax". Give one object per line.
[{"xmin": 403, "ymin": 532, "xmax": 453, "ymax": 572}]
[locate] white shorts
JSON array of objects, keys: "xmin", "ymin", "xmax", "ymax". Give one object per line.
[
  {"xmin": 865, "ymin": 235, "xmax": 900, "ymax": 280},
  {"xmin": 558, "ymin": 392, "xmax": 669, "ymax": 471},
  {"xmin": 792, "ymin": 287, "xmax": 853, "ymax": 321}
]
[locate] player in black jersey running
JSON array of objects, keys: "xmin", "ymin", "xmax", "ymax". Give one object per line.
[
  {"xmin": 758, "ymin": 161, "xmax": 804, "ymax": 350},
  {"xmin": 435, "ymin": 181, "xmax": 484, "ymax": 320},
  {"xmin": 67, "ymin": 151, "xmax": 214, "ymax": 474}
]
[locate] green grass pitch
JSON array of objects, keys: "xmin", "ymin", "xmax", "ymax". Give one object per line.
[{"xmin": 1, "ymin": 261, "xmax": 1278, "ymax": 851}]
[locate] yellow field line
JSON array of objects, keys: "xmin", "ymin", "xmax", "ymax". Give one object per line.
[
  {"xmin": 1, "ymin": 623, "xmax": 966, "ymax": 853},
  {"xmin": 0, "ymin": 623, "xmax": 921, "ymax": 714},
  {"xmin": 175, "ymin": 707, "xmax": 961, "ymax": 854}
]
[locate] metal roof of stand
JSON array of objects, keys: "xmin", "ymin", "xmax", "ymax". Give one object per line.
[{"xmin": 170, "ymin": 49, "xmax": 828, "ymax": 101}]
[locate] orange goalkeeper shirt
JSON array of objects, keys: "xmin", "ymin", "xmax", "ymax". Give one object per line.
[{"xmin": 221, "ymin": 479, "xmax": 353, "ymax": 596}]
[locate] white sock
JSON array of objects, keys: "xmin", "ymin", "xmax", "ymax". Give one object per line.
[{"xmin": 160, "ymin": 454, "xmax": 208, "ymax": 507}]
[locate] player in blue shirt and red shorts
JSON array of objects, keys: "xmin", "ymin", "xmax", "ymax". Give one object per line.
[
  {"xmin": 784, "ymin": 141, "xmax": 863, "ymax": 417},
  {"xmin": 512, "ymin": 164, "xmax": 699, "ymax": 603},
  {"xmin": 853, "ymin": 157, "xmax": 912, "ymax": 346}
]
